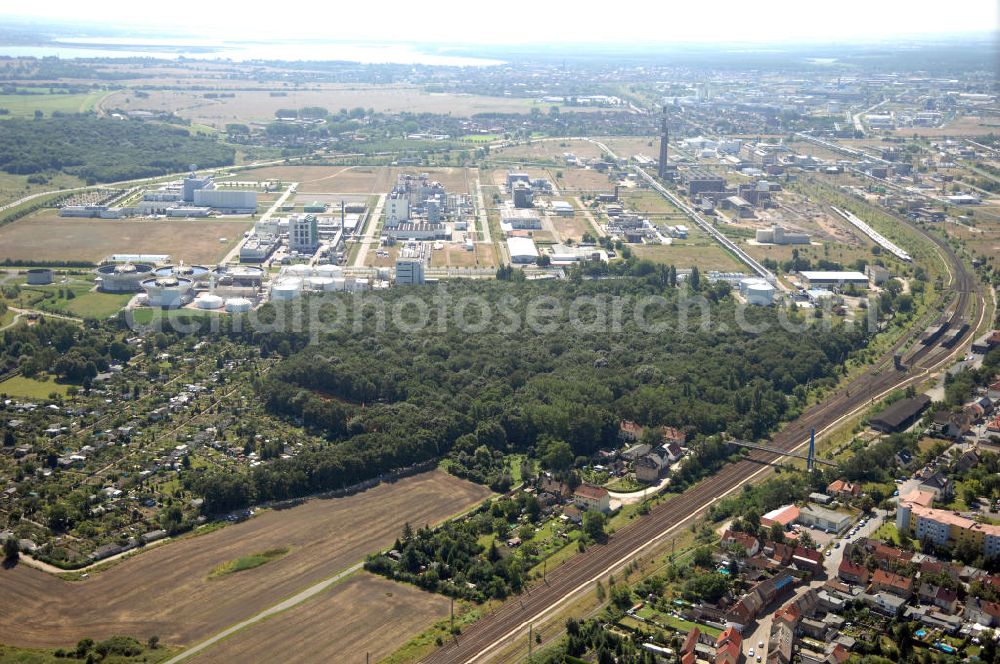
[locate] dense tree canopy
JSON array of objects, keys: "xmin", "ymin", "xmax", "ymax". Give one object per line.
[
  {"xmin": 0, "ymin": 115, "xmax": 235, "ymax": 183},
  {"xmin": 189, "ymin": 278, "xmax": 866, "ymax": 513}
]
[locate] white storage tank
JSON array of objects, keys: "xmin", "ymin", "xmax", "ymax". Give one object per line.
[
  {"xmin": 332, "ymin": 277, "xmax": 347, "ymax": 291},
  {"xmin": 141, "ymin": 276, "xmax": 194, "ymax": 308},
  {"xmin": 285, "ymin": 264, "xmax": 313, "ymax": 277},
  {"xmin": 353, "ymin": 278, "xmax": 370, "ymax": 292},
  {"xmin": 271, "ymin": 278, "xmax": 302, "ymax": 301},
  {"xmin": 195, "ymin": 293, "xmax": 224, "ymax": 310},
  {"xmin": 746, "ymin": 282, "xmax": 776, "ymax": 306},
  {"xmin": 305, "ymin": 276, "xmax": 334, "ymax": 291},
  {"xmin": 377, "ymin": 267, "xmax": 391, "ymax": 281},
  {"xmin": 315, "ymin": 264, "xmax": 343, "ymax": 278},
  {"xmin": 739, "ymin": 277, "xmax": 768, "ymax": 296},
  {"xmin": 225, "ymin": 297, "xmax": 252, "ymax": 313}
]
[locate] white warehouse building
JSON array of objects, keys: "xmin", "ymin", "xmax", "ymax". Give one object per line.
[
  {"xmin": 193, "ymin": 189, "xmax": 258, "ymax": 213},
  {"xmin": 507, "ymin": 237, "xmax": 539, "ymax": 264}
]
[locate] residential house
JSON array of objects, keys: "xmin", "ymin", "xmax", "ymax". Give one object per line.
[
  {"xmin": 767, "ymin": 621, "xmax": 794, "ymax": 664},
  {"xmin": 791, "ymin": 546, "xmax": 824, "ymax": 576},
  {"xmin": 965, "ymin": 598, "xmax": 1000, "ymax": 627},
  {"xmin": 838, "ymin": 559, "xmax": 871, "ymax": 585},
  {"xmin": 660, "ymin": 426, "xmax": 686, "ymax": 446},
  {"xmin": 862, "ymin": 592, "xmax": 907, "ymax": 616},
  {"xmin": 681, "ymin": 627, "xmax": 701, "ymax": 661},
  {"xmin": 619, "ymin": 420, "xmax": 642, "ymax": 442},
  {"xmin": 721, "ymin": 530, "xmax": 761, "ymax": 557},
  {"xmin": 916, "ymin": 470, "xmax": 953, "ymax": 501},
  {"xmin": 573, "ymin": 484, "xmax": 611, "ymax": 514},
  {"xmin": 635, "ymin": 451, "xmax": 670, "ymax": 483},
  {"xmin": 917, "ymin": 583, "xmax": 959, "ymax": 613},
  {"xmin": 715, "ymin": 627, "xmax": 742, "ymax": 664},
  {"xmin": 870, "ymin": 569, "xmax": 914, "ymax": 599},
  {"xmin": 827, "ymin": 479, "xmax": 861, "ymax": 498},
  {"xmin": 932, "ymin": 411, "xmax": 972, "ymax": 439},
  {"xmin": 622, "ymin": 443, "xmax": 651, "ymax": 461}
]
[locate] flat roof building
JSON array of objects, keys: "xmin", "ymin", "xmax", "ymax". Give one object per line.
[
  {"xmin": 799, "ymin": 270, "xmax": 869, "ymax": 288},
  {"xmin": 507, "ymin": 237, "xmax": 539, "ymax": 264}
]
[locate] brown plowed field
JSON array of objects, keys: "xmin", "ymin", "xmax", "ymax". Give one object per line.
[
  {"xmin": 0, "ymin": 472, "xmax": 489, "ymax": 649},
  {"xmin": 186, "ymin": 574, "xmax": 447, "ymax": 664}
]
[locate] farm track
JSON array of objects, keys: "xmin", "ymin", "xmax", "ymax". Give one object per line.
[{"xmin": 421, "ymin": 195, "xmax": 984, "ymax": 664}]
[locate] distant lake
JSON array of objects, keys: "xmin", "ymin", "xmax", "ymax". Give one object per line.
[{"xmin": 0, "ymin": 38, "xmax": 505, "ymax": 66}]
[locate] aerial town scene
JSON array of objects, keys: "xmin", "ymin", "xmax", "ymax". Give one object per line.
[{"xmin": 0, "ymin": 1, "xmax": 998, "ymax": 663}]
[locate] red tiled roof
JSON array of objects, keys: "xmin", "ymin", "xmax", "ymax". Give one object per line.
[{"xmin": 574, "ymin": 483, "xmax": 609, "ymax": 500}]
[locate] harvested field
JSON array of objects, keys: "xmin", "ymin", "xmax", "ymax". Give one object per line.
[
  {"xmin": 186, "ymin": 574, "xmax": 447, "ymax": 664},
  {"xmin": 0, "ymin": 214, "xmax": 253, "ymax": 265},
  {"xmin": 550, "ymin": 214, "xmax": 593, "ymax": 243},
  {"xmin": 0, "ymin": 471, "xmax": 490, "ymax": 649},
  {"xmin": 102, "ymin": 88, "xmax": 537, "ymax": 128},
  {"xmin": 428, "ymin": 242, "xmax": 497, "ymax": 268},
  {"xmin": 235, "ymin": 165, "xmax": 393, "ymax": 194},
  {"xmin": 495, "ymin": 139, "xmax": 605, "ymax": 162},
  {"xmin": 557, "ymin": 169, "xmax": 617, "ymax": 193},
  {"xmin": 631, "ymin": 240, "xmax": 745, "ymax": 271}
]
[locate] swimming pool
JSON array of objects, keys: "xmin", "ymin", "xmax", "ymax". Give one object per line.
[
  {"xmin": 915, "ymin": 629, "xmax": 927, "ymax": 638},
  {"xmin": 935, "ymin": 642, "xmax": 956, "ymax": 654}
]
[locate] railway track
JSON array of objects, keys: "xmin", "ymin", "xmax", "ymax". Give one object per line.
[{"xmin": 421, "ymin": 187, "xmax": 985, "ymax": 664}]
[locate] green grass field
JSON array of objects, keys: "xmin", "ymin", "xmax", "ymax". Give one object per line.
[
  {"xmin": 209, "ymin": 547, "xmax": 290, "ymax": 578},
  {"xmin": 20, "ymin": 283, "xmax": 131, "ymax": 320},
  {"xmin": 0, "ymin": 643, "xmax": 179, "ymax": 664},
  {"xmin": 460, "ymin": 134, "xmax": 500, "ymax": 143},
  {"xmin": 0, "ymin": 91, "xmax": 108, "ymax": 118},
  {"xmin": 0, "ymin": 375, "xmax": 71, "ymax": 399}
]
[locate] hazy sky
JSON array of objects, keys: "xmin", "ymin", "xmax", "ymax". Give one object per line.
[{"xmin": 4, "ymin": 0, "xmax": 998, "ymax": 45}]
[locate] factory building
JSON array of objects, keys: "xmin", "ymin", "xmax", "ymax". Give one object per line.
[
  {"xmin": 512, "ymin": 182, "xmax": 534, "ymax": 208},
  {"xmin": 507, "ymin": 237, "xmax": 539, "ymax": 264},
  {"xmin": 386, "ymin": 190, "xmax": 410, "ymax": 226},
  {"xmin": 500, "ymin": 208, "xmax": 542, "ymax": 232},
  {"xmin": 182, "ymin": 175, "xmax": 214, "ymax": 202},
  {"xmin": 289, "ymin": 214, "xmax": 319, "ymax": 253},
  {"xmin": 395, "ymin": 259, "xmax": 426, "ymax": 285},
  {"xmin": 756, "ymin": 224, "xmax": 811, "ymax": 245},
  {"xmin": 798, "ymin": 271, "xmax": 869, "ymax": 288},
  {"xmin": 383, "ymin": 223, "xmax": 450, "ymax": 241},
  {"xmin": 687, "ymin": 174, "xmax": 726, "ymax": 197},
  {"xmin": 165, "ymin": 206, "xmax": 212, "ymax": 218},
  {"xmin": 506, "ymin": 172, "xmax": 531, "ymax": 191},
  {"xmin": 193, "ymin": 189, "xmax": 257, "ymax": 213},
  {"xmin": 551, "ymin": 201, "xmax": 574, "ymax": 216},
  {"xmin": 240, "ymin": 234, "xmax": 280, "ymax": 262},
  {"xmin": 59, "ymin": 205, "xmax": 122, "ymax": 219}
]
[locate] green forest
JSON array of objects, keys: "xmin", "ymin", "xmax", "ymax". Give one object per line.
[
  {"xmin": 0, "ymin": 115, "xmax": 235, "ymax": 183},
  {"xmin": 186, "ymin": 277, "xmax": 868, "ymax": 513}
]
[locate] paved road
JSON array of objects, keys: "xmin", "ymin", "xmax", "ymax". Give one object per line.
[
  {"xmin": 352, "ymin": 194, "xmax": 386, "ymax": 268},
  {"xmin": 220, "ymin": 182, "xmax": 298, "ymax": 265},
  {"xmin": 475, "ymin": 178, "xmax": 492, "ymax": 244}
]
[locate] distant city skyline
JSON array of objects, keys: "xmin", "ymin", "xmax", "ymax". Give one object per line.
[{"xmin": 3, "ymin": 0, "xmax": 998, "ymax": 46}]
